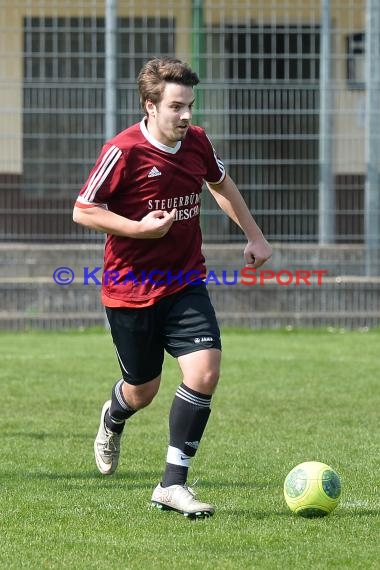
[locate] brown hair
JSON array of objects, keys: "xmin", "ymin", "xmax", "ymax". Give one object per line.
[{"xmin": 137, "ymin": 57, "xmax": 199, "ymax": 112}]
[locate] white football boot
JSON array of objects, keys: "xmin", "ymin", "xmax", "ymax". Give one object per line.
[
  {"xmin": 94, "ymin": 400, "xmax": 121, "ymax": 475},
  {"xmin": 151, "ymin": 483, "xmax": 215, "ymax": 518}
]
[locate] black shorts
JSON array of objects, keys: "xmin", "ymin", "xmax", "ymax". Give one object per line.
[{"xmin": 105, "ymin": 283, "xmax": 221, "ymax": 385}]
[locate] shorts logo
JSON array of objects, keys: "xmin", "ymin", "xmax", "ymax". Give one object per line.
[{"xmin": 194, "ymin": 336, "xmax": 213, "ymax": 343}]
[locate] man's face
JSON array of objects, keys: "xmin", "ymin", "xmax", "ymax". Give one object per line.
[{"xmin": 146, "ymin": 82, "xmax": 195, "ymax": 147}]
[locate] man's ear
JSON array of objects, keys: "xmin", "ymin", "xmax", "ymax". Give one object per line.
[{"xmin": 146, "ymin": 100, "xmax": 156, "ymax": 118}]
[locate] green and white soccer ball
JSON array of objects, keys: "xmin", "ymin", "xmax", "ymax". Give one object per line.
[{"xmin": 284, "ymin": 461, "xmax": 342, "ymax": 517}]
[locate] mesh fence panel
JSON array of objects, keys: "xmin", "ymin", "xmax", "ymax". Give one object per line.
[{"xmin": 0, "ymin": 0, "xmax": 379, "ymax": 329}]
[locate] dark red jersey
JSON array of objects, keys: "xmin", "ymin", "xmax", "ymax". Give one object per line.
[{"xmin": 76, "ymin": 118, "xmax": 226, "ymax": 307}]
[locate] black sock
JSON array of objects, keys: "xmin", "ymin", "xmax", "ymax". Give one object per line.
[
  {"xmin": 105, "ymin": 379, "xmax": 136, "ymax": 434},
  {"xmin": 162, "ymin": 383, "xmax": 212, "ymax": 487}
]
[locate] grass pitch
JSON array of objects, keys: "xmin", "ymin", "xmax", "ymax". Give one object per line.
[{"xmin": 0, "ymin": 328, "xmax": 379, "ymax": 569}]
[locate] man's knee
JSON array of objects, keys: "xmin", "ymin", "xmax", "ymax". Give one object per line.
[
  {"xmin": 198, "ymin": 368, "xmax": 220, "ymax": 393},
  {"xmin": 121, "ymin": 376, "xmax": 161, "ymax": 410},
  {"xmin": 183, "ymin": 363, "xmax": 220, "ymax": 395},
  {"xmin": 179, "ymin": 348, "xmax": 221, "ymax": 395}
]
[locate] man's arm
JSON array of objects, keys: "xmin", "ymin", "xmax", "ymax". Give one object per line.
[
  {"xmin": 207, "ymin": 174, "xmax": 272, "ymax": 268},
  {"xmin": 72, "ymin": 205, "xmax": 177, "ymax": 239}
]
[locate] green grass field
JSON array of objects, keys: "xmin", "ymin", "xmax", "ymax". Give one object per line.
[{"xmin": 1, "ymin": 328, "xmax": 379, "ymax": 569}]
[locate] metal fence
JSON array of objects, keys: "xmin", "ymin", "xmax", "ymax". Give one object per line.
[{"xmin": 0, "ymin": 0, "xmax": 380, "ymax": 329}]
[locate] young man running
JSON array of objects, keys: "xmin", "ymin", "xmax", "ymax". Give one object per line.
[{"xmin": 73, "ymin": 57, "xmax": 272, "ymax": 518}]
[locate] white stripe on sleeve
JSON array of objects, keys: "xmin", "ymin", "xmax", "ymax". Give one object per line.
[{"xmin": 82, "ymin": 145, "xmax": 122, "ymax": 203}]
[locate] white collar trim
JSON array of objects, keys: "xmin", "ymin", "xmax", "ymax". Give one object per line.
[{"xmin": 140, "ymin": 118, "xmax": 181, "ymax": 154}]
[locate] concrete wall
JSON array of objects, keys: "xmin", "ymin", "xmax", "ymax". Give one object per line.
[{"xmin": 1, "ymin": 243, "xmax": 378, "ymax": 330}]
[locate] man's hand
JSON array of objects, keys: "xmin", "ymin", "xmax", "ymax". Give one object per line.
[
  {"xmin": 136, "ymin": 209, "xmax": 177, "ymax": 238},
  {"xmin": 244, "ymin": 237, "xmax": 272, "ymax": 269}
]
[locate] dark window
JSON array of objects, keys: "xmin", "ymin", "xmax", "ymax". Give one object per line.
[
  {"xmin": 223, "ymin": 25, "xmax": 320, "ymax": 241},
  {"xmin": 225, "ymin": 25, "xmax": 320, "ymax": 82},
  {"xmin": 346, "ymin": 32, "xmax": 365, "ymax": 90}
]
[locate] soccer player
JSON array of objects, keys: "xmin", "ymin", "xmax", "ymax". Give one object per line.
[{"xmin": 73, "ymin": 57, "xmax": 272, "ymax": 518}]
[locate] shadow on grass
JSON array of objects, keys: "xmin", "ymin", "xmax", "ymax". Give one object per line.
[
  {"xmin": 1, "ymin": 469, "xmax": 157, "ymax": 488},
  {"xmin": 219, "ymin": 507, "xmax": 379, "ymax": 519},
  {"xmin": 201, "ymin": 479, "xmax": 280, "ymax": 490},
  {"xmin": 4, "ymin": 430, "xmax": 94, "ymax": 441}
]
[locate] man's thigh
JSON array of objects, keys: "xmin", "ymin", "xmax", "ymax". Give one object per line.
[
  {"xmin": 161, "ymin": 284, "xmax": 222, "ymax": 358},
  {"xmin": 105, "ymin": 306, "xmax": 165, "ymax": 385}
]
